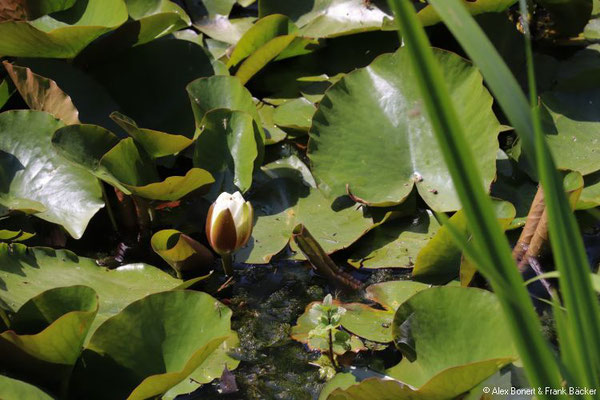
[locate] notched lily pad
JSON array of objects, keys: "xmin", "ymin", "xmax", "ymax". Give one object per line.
[
  {"xmin": 72, "ymin": 290, "xmax": 236, "ymax": 400},
  {"xmin": 0, "ymin": 286, "xmax": 98, "ymax": 384},
  {"xmin": 0, "ymin": 111, "xmax": 104, "ymax": 239},
  {"xmin": 308, "ymin": 47, "xmax": 501, "ymax": 211}
]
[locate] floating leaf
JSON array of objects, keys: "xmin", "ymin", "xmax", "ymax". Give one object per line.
[
  {"xmin": 110, "ymin": 112, "xmax": 193, "ymax": 158},
  {"xmin": 0, "ymin": 111, "xmax": 103, "ymax": 238},
  {"xmin": 0, "ymin": 286, "xmax": 98, "ymax": 384},
  {"xmin": 0, "ymin": 0, "xmax": 129, "ymax": 58},
  {"xmin": 228, "ymin": 14, "xmax": 298, "ymax": 68},
  {"xmin": 537, "ymin": 89, "xmax": 600, "ymax": 176},
  {"xmin": 72, "ymin": 291, "xmax": 235, "ymax": 400},
  {"xmin": 53, "ymin": 125, "xmax": 214, "ymax": 200},
  {"xmin": 0, "ymin": 243, "xmax": 182, "ymax": 335},
  {"xmin": 417, "ymin": 0, "xmax": 517, "ymax": 27},
  {"xmin": 0, "ymin": 375, "xmax": 53, "ymax": 400},
  {"xmin": 151, "ymin": 229, "xmax": 214, "ymax": 275},
  {"xmin": 186, "ymin": 0, "xmax": 254, "ymax": 44},
  {"xmin": 123, "ymin": 0, "xmax": 191, "ymax": 45},
  {"xmin": 3, "ymin": 61, "xmax": 79, "ymax": 125},
  {"xmin": 347, "ymin": 210, "xmax": 440, "ymax": 269},
  {"xmin": 413, "ymin": 200, "xmax": 515, "ymax": 284},
  {"xmin": 259, "ymin": 0, "xmax": 393, "ymax": 38},
  {"xmin": 273, "ymin": 97, "xmax": 315, "ymax": 131},
  {"xmin": 308, "ymin": 48, "xmax": 501, "ymax": 210},
  {"xmin": 194, "ymin": 109, "xmax": 259, "ymax": 195},
  {"xmin": 235, "ymin": 172, "xmax": 374, "ymax": 264}
]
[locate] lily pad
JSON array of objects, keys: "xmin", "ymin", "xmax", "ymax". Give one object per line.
[
  {"xmin": 0, "ymin": 111, "xmax": 104, "ymax": 238},
  {"xmin": 308, "ymin": 48, "xmax": 501, "ymax": 210},
  {"xmin": 3, "ymin": 61, "xmax": 79, "ymax": 125},
  {"xmin": 0, "ymin": 0, "xmax": 129, "ymax": 58},
  {"xmin": 228, "ymin": 14, "xmax": 298, "ymax": 68},
  {"xmin": 151, "ymin": 229, "xmax": 214, "ymax": 275},
  {"xmin": 0, "ymin": 243, "xmax": 182, "ymax": 334},
  {"xmin": 273, "ymin": 97, "xmax": 316, "ymax": 131},
  {"xmin": 110, "ymin": 112, "xmax": 193, "ymax": 158},
  {"xmin": 347, "ymin": 210, "xmax": 440, "ymax": 269},
  {"xmin": 53, "ymin": 125, "xmax": 214, "ymax": 200},
  {"xmin": 538, "ymin": 89, "xmax": 600, "ymax": 176},
  {"xmin": 259, "ymin": 0, "xmax": 393, "ymax": 38},
  {"xmin": 417, "ymin": 0, "xmax": 517, "ymax": 27},
  {"xmin": 0, "ymin": 286, "xmax": 98, "ymax": 383},
  {"xmin": 0, "ymin": 375, "xmax": 54, "ymax": 400},
  {"xmin": 124, "ymin": 0, "xmax": 191, "ymax": 45},
  {"xmin": 72, "ymin": 290, "xmax": 235, "ymax": 400},
  {"xmin": 578, "ymin": 171, "xmax": 600, "ymax": 209},
  {"xmin": 235, "ymin": 171, "xmax": 374, "ymax": 264},
  {"xmin": 389, "ymin": 287, "xmax": 517, "ymax": 389},
  {"xmin": 186, "ymin": 0, "xmax": 255, "ymax": 44},
  {"xmin": 187, "ymin": 75, "xmax": 263, "ymax": 136},
  {"xmin": 256, "ymin": 102, "xmax": 287, "ymax": 144},
  {"xmin": 193, "ymin": 109, "xmax": 260, "ymax": 195},
  {"xmin": 412, "ymin": 200, "xmax": 515, "ymax": 284}
]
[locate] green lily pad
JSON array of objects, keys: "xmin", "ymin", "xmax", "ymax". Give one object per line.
[
  {"xmin": 0, "ymin": 375, "xmax": 54, "ymax": 400},
  {"xmin": 0, "ymin": 111, "xmax": 104, "ymax": 239},
  {"xmin": 72, "ymin": 291, "xmax": 235, "ymax": 400},
  {"xmin": 0, "ymin": 286, "xmax": 98, "ymax": 383},
  {"xmin": 417, "ymin": 0, "xmax": 517, "ymax": 27},
  {"xmin": 256, "ymin": 102, "xmax": 287, "ymax": 144},
  {"xmin": 228, "ymin": 14, "xmax": 298, "ymax": 68},
  {"xmin": 162, "ymin": 333, "xmax": 240, "ymax": 399},
  {"xmin": 235, "ymin": 171, "xmax": 374, "ymax": 263},
  {"xmin": 389, "ymin": 287, "xmax": 517, "ymax": 389},
  {"xmin": 0, "ymin": 0, "xmax": 128, "ymax": 58},
  {"xmin": 193, "ymin": 109, "xmax": 260, "ymax": 195},
  {"xmin": 538, "ymin": 89, "xmax": 600, "ymax": 176},
  {"xmin": 327, "ymin": 361, "xmax": 513, "ymax": 400},
  {"xmin": 412, "ymin": 200, "xmax": 515, "ymax": 284},
  {"xmin": 227, "ymin": 14, "xmax": 300, "ymax": 84},
  {"xmin": 110, "ymin": 112, "xmax": 193, "ymax": 158},
  {"xmin": 0, "ymin": 78, "xmax": 14, "ymax": 110},
  {"xmin": 347, "ymin": 210, "xmax": 440, "ymax": 269},
  {"xmin": 186, "ymin": 0, "xmax": 255, "ymax": 44},
  {"xmin": 123, "ymin": 0, "xmax": 191, "ymax": 45},
  {"xmin": 0, "ymin": 214, "xmax": 36, "ymax": 242},
  {"xmin": 187, "ymin": 75, "xmax": 264, "ymax": 137},
  {"xmin": 89, "ymin": 39, "xmax": 214, "ymax": 136},
  {"xmin": 151, "ymin": 229, "xmax": 214, "ymax": 275},
  {"xmin": 53, "ymin": 125, "xmax": 214, "ymax": 200},
  {"xmin": 259, "ymin": 0, "xmax": 393, "ymax": 38},
  {"xmin": 0, "ymin": 243, "xmax": 182, "ymax": 335},
  {"xmin": 336, "ymin": 281, "xmax": 430, "ymax": 343},
  {"xmin": 273, "ymin": 97, "xmax": 315, "ymax": 131},
  {"xmin": 308, "ymin": 48, "xmax": 501, "ymax": 210},
  {"xmin": 578, "ymin": 171, "xmax": 600, "ymax": 209},
  {"xmin": 3, "ymin": 62, "xmax": 80, "ymax": 125}
]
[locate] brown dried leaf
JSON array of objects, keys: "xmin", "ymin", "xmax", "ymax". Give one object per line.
[
  {"xmin": 0, "ymin": 0, "xmax": 27, "ymax": 22},
  {"xmin": 3, "ymin": 61, "xmax": 80, "ymax": 124}
]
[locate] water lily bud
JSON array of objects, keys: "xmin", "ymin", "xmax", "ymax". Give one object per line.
[{"xmin": 206, "ymin": 191, "xmax": 254, "ymax": 256}]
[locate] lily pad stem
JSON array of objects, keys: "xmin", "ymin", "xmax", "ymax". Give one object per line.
[{"xmin": 221, "ymin": 252, "xmax": 234, "ymax": 276}]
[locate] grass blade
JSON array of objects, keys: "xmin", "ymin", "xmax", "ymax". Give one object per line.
[
  {"xmin": 518, "ymin": 0, "xmax": 600, "ymax": 389},
  {"xmin": 386, "ymin": 0, "xmax": 564, "ymax": 394}
]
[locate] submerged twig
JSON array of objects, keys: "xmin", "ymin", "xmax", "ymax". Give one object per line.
[{"xmin": 292, "ymin": 224, "xmax": 362, "ymax": 291}]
